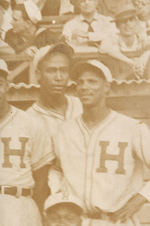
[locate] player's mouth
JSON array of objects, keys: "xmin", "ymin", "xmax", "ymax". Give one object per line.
[
  {"xmin": 79, "ymin": 93, "xmax": 93, "ymax": 101},
  {"xmin": 51, "ymin": 85, "xmax": 65, "ymax": 93}
]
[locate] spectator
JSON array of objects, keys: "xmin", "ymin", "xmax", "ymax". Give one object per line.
[
  {"xmin": 62, "ymin": 0, "xmax": 117, "ymax": 52},
  {"xmin": 99, "ymin": 4, "xmax": 150, "ymax": 80},
  {"xmin": 4, "ymin": 0, "xmax": 56, "ymax": 56},
  {"xmin": 137, "ymin": 5, "xmax": 150, "ymax": 35}
]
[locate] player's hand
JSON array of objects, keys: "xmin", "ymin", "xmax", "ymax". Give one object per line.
[
  {"xmin": 72, "ymin": 30, "xmax": 88, "ymax": 41},
  {"xmin": 111, "ymin": 194, "xmax": 147, "ymax": 223},
  {"xmin": 25, "ymin": 46, "xmax": 39, "ymax": 58},
  {"xmin": 132, "ymin": 62, "xmax": 144, "ymax": 79}
]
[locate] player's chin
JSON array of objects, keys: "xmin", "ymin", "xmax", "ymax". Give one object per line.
[{"xmin": 79, "ymin": 96, "xmax": 94, "ymax": 106}]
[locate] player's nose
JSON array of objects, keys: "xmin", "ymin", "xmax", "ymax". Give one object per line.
[{"xmin": 55, "ymin": 69, "xmax": 63, "ymax": 81}]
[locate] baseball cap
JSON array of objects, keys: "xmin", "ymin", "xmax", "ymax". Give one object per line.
[
  {"xmin": 44, "ymin": 193, "xmax": 83, "ymax": 213},
  {"xmin": 33, "ymin": 42, "xmax": 74, "ymax": 70},
  {"xmin": 0, "ymin": 59, "xmax": 9, "ymax": 76},
  {"xmin": 113, "ymin": 4, "xmax": 137, "ymax": 23},
  {"xmin": 71, "ymin": 59, "xmax": 112, "ymax": 83}
]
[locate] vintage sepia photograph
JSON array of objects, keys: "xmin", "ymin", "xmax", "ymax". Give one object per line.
[{"xmin": 1, "ymin": 0, "xmax": 150, "ymax": 225}]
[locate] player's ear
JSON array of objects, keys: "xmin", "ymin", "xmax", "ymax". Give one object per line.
[
  {"xmin": 36, "ymin": 68, "xmax": 41, "ymax": 83},
  {"xmin": 104, "ymin": 81, "xmax": 111, "ymax": 96}
]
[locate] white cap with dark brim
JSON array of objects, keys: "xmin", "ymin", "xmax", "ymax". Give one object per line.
[
  {"xmin": 44, "ymin": 193, "xmax": 83, "ymax": 212},
  {"xmin": 71, "ymin": 59, "xmax": 112, "ymax": 83}
]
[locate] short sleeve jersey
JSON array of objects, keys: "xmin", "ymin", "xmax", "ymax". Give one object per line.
[{"xmin": 0, "ymin": 106, "xmax": 54, "ymax": 188}]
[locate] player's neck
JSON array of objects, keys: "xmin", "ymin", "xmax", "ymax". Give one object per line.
[
  {"xmin": 39, "ymin": 93, "xmax": 67, "ymax": 115},
  {"xmin": 0, "ymin": 101, "xmax": 11, "ymax": 121},
  {"xmin": 82, "ymin": 102, "xmax": 110, "ymax": 129}
]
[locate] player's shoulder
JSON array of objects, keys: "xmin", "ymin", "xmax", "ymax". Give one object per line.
[
  {"xmin": 13, "ymin": 105, "xmax": 32, "ymax": 121},
  {"xmin": 26, "ymin": 103, "xmax": 47, "ymax": 119},
  {"xmin": 10, "ymin": 105, "xmax": 39, "ymax": 130},
  {"xmin": 59, "ymin": 117, "xmax": 79, "ymax": 133},
  {"xmin": 26, "ymin": 103, "xmax": 38, "ymax": 116},
  {"xmin": 14, "ymin": 105, "xmax": 45, "ymax": 131},
  {"xmin": 113, "ymin": 110, "xmax": 140, "ymax": 126}
]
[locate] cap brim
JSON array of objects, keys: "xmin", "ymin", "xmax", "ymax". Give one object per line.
[{"xmin": 71, "ymin": 61, "xmax": 104, "ymax": 81}]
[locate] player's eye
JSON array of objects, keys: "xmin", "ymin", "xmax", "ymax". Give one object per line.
[{"xmin": 46, "ymin": 67, "xmax": 56, "ymax": 73}]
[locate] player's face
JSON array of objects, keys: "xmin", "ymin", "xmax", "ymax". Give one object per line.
[
  {"xmin": 76, "ymin": 70, "xmax": 109, "ymax": 107},
  {"xmin": 46, "ymin": 206, "xmax": 82, "ymax": 226},
  {"xmin": 39, "ymin": 53, "xmax": 70, "ymax": 96},
  {"xmin": 12, "ymin": 10, "xmax": 27, "ymax": 33},
  {"xmin": 117, "ymin": 16, "xmax": 137, "ymax": 37},
  {"xmin": 79, "ymin": 0, "xmax": 98, "ymax": 14},
  {"xmin": 0, "ymin": 75, "xmax": 9, "ymax": 104}
]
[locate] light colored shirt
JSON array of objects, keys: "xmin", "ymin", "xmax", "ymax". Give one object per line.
[
  {"xmin": 27, "ymin": 95, "xmax": 83, "ymax": 138},
  {"xmin": 63, "ymin": 12, "xmax": 117, "ymax": 48},
  {"xmin": 100, "ymin": 33, "xmax": 150, "ymax": 79}
]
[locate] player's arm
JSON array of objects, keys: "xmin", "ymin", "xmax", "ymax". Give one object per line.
[
  {"xmin": 111, "ymin": 193, "xmax": 147, "ymax": 223},
  {"xmin": 32, "ymin": 164, "xmax": 50, "ymax": 213},
  {"xmin": 112, "ymin": 123, "xmax": 150, "ymax": 223},
  {"xmin": 30, "ymin": 122, "xmax": 55, "ymax": 213},
  {"xmin": 48, "ymin": 158, "xmax": 65, "ymax": 195},
  {"xmin": 48, "ymin": 135, "xmax": 67, "ymax": 195},
  {"xmin": 99, "ymin": 35, "xmax": 134, "ymax": 66}
]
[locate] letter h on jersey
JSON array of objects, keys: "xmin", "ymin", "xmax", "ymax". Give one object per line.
[
  {"xmin": 96, "ymin": 141, "xmax": 128, "ymax": 174},
  {"xmin": 1, "ymin": 137, "xmax": 28, "ymax": 168}
]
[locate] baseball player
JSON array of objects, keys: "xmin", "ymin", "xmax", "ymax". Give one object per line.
[
  {"xmin": 27, "ymin": 42, "xmax": 82, "ymax": 137},
  {"xmin": 44, "ymin": 193, "xmax": 83, "ymax": 226},
  {"xmin": 50, "ymin": 59, "xmax": 150, "ymax": 226},
  {"xmin": 0, "ymin": 58, "xmax": 54, "ymax": 226},
  {"xmin": 27, "ymin": 42, "xmax": 83, "ymax": 198}
]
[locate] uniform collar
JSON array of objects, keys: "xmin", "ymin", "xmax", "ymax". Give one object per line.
[{"xmin": 32, "ymin": 95, "xmax": 73, "ymax": 120}]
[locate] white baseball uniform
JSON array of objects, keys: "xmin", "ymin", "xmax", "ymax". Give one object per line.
[
  {"xmin": 27, "ymin": 95, "xmax": 82, "ymax": 194},
  {"xmin": 27, "ymin": 95, "xmax": 83, "ymax": 137},
  {"xmin": 51, "ymin": 110, "xmax": 150, "ymax": 226},
  {"xmin": 0, "ymin": 105, "xmax": 54, "ymax": 226}
]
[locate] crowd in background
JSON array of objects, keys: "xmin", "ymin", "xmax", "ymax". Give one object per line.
[{"xmin": 1, "ymin": 0, "xmax": 150, "ymax": 81}]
